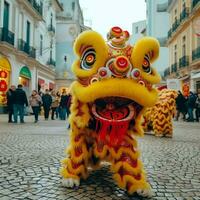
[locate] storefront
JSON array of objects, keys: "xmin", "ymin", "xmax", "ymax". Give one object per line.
[
  {"xmin": 38, "ymin": 77, "xmax": 55, "ymax": 92},
  {"xmin": 191, "ymin": 71, "xmax": 200, "ymax": 93},
  {"xmin": 19, "ymin": 66, "xmax": 31, "ymax": 97},
  {"xmin": 0, "ymin": 56, "xmax": 11, "ymax": 112}
]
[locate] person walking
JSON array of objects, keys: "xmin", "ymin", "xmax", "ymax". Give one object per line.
[
  {"xmin": 175, "ymin": 90, "xmax": 187, "ymax": 121},
  {"xmin": 6, "ymin": 85, "xmax": 16, "ymax": 123},
  {"xmin": 59, "ymin": 91, "xmax": 70, "ymax": 120},
  {"xmin": 29, "ymin": 90, "xmax": 42, "ymax": 123},
  {"xmin": 42, "ymin": 89, "xmax": 52, "ymax": 120},
  {"xmin": 195, "ymin": 92, "xmax": 200, "ymax": 122},
  {"xmin": 51, "ymin": 90, "xmax": 59, "ymax": 120},
  {"xmin": 13, "ymin": 84, "xmax": 28, "ymax": 123},
  {"xmin": 187, "ymin": 91, "xmax": 197, "ymax": 122},
  {"xmin": 55, "ymin": 91, "xmax": 61, "ymax": 119}
]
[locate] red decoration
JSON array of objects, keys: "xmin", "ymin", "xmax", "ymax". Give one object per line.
[
  {"xmin": 116, "ymin": 57, "xmax": 128, "ymax": 69},
  {"xmin": 0, "ymin": 70, "xmax": 8, "ymax": 78},
  {"xmin": 99, "ymin": 69, "xmax": 107, "ymax": 77},
  {"xmin": 0, "ymin": 80, "xmax": 8, "ymax": 92}
]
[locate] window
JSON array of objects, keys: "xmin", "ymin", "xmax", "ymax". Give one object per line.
[
  {"xmin": 135, "ymin": 26, "xmax": 138, "ymax": 34},
  {"xmin": 3, "ymin": 1, "xmax": 10, "ymax": 29},
  {"xmin": 72, "ymin": 2, "xmax": 75, "ymax": 11},
  {"xmin": 40, "ymin": 35, "xmax": 43, "ymax": 56},
  {"xmin": 174, "ymin": 45, "xmax": 177, "ymax": 63},
  {"xmin": 26, "ymin": 21, "xmax": 30, "ymax": 46},
  {"xmin": 50, "ymin": 13, "xmax": 53, "ymax": 26},
  {"xmin": 182, "ymin": 36, "xmax": 186, "ymax": 56}
]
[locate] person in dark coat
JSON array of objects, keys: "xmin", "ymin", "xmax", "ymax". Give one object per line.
[
  {"xmin": 42, "ymin": 89, "xmax": 52, "ymax": 120},
  {"xmin": 6, "ymin": 85, "xmax": 16, "ymax": 123},
  {"xmin": 13, "ymin": 84, "xmax": 28, "ymax": 123},
  {"xmin": 175, "ymin": 90, "xmax": 187, "ymax": 121},
  {"xmin": 187, "ymin": 91, "xmax": 197, "ymax": 122},
  {"xmin": 59, "ymin": 91, "xmax": 70, "ymax": 120}
]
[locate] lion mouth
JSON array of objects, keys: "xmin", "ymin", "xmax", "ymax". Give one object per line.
[
  {"xmin": 90, "ymin": 97, "xmax": 143, "ymax": 146},
  {"xmin": 92, "ymin": 97, "xmax": 142, "ymax": 122}
]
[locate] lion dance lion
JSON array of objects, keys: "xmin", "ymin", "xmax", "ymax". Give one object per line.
[
  {"xmin": 60, "ymin": 27, "xmax": 161, "ymax": 197},
  {"xmin": 143, "ymin": 89, "xmax": 178, "ymax": 137}
]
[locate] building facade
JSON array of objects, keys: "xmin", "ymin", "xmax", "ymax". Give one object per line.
[
  {"xmin": 0, "ymin": 0, "xmax": 63, "ymax": 112},
  {"xmin": 146, "ymin": 0, "xmax": 170, "ymax": 75},
  {"xmin": 165, "ymin": 0, "xmax": 200, "ymax": 95},
  {"xmin": 55, "ymin": 0, "xmax": 90, "ymax": 92},
  {"xmin": 130, "ymin": 20, "xmax": 146, "ymax": 45}
]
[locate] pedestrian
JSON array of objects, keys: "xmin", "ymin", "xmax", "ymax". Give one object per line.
[
  {"xmin": 13, "ymin": 84, "xmax": 28, "ymax": 123},
  {"xmin": 175, "ymin": 90, "xmax": 187, "ymax": 121},
  {"xmin": 59, "ymin": 90, "xmax": 70, "ymax": 120},
  {"xmin": 42, "ymin": 89, "xmax": 52, "ymax": 120},
  {"xmin": 56, "ymin": 91, "xmax": 61, "ymax": 119},
  {"xmin": 6, "ymin": 85, "xmax": 16, "ymax": 123},
  {"xmin": 194, "ymin": 92, "xmax": 200, "ymax": 122},
  {"xmin": 187, "ymin": 91, "xmax": 197, "ymax": 122},
  {"xmin": 29, "ymin": 90, "xmax": 42, "ymax": 123},
  {"xmin": 51, "ymin": 90, "xmax": 59, "ymax": 120}
]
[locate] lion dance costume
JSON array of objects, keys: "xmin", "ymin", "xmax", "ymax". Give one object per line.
[
  {"xmin": 143, "ymin": 89, "xmax": 177, "ymax": 137},
  {"xmin": 60, "ymin": 27, "xmax": 161, "ymax": 197}
]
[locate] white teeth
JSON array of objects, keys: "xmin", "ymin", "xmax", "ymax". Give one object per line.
[{"xmin": 62, "ymin": 178, "xmax": 80, "ymax": 188}]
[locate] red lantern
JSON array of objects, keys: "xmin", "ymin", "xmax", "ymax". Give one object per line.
[
  {"xmin": 0, "ymin": 70, "xmax": 8, "ymax": 78},
  {"xmin": 0, "ymin": 80, "xmax": 8, "ymax": 92}
]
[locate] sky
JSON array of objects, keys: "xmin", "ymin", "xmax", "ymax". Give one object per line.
[{"xmin": 79, "ymin": 0, "xmax": 146, "ymax": 38}]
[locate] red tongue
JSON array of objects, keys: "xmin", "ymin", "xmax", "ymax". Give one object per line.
[{"xmin": 97, "ymin": 119, "xmax": 130, "ymax": 147}]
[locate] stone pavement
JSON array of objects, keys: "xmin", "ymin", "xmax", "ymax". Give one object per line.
[{"xmin": 0, "ymin": 114, "xmax": 200, "ymax": 200}]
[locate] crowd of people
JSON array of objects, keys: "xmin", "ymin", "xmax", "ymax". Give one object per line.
[
  {"xmin": 6, "ymin": 84, "xmax": 71, "ymax": 123},
  {"xmin": 175, "ymin": 90, "xmax": 200, "ymax": 122}
]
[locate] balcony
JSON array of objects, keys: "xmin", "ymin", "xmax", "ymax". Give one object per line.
[
  {"xmin": 171, "ymin": 63, "xmax": 178, "ymax": 73},
  {"xmin": 18, "ymin": 39, "xmax": 36, "ymax": 58},
  {"xmin": 47, "ymin": 58, "xmax": 56, "ymax": 67},
  {"xmin": 179, "ymin": 56, "xmax": 189, "ymax": 68},
  {"xmin": 27, "ymin": 0, "xmax": 43, "ymax": 16},
  {"xmin": 168, "ymin": 28, "xmax": 172, "ymax": 38},
  {"xmin": 164, "ymin": 68, "xmax": 170, "ymax": 77},
  {"xmin": 16, "ymin": 0, "xmax": 43, "ymax": 20},
  {"xmin": 48, "ymin": 25, "xmax": 55, "ymax": 34},
  {"xmin": 180, "ymin": 8, "xmax": 189, "ymax": 23},
  {"xmin": 192, "ymin": 0, "xmax": 200, "ymax": 9},
  {"xmin": 0, "ymin": 27, "xmax": 15, "ymax": 46},
  {"xmin": 192, "ymin": 47, "xmax": 200, "ymax": 61},
  {"xmin": 172, "ymin": 19, "xmax": 180, "ymax": 33}
]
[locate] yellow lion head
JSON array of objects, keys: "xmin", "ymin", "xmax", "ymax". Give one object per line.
[{"xmin": 70, "ymin": 27, "xmax": 161, "ymax": 145}]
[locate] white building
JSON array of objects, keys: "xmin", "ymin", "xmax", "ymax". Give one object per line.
[
  {"xmin": 56, "ymin": 0, "xmax": 90, "ymax": 91},
  {"xmin": 130, "ymin": 20, "xmax": 146, "ymax": 45},
  {"xmin": 0, "ymin": 0, "xmax": 63, "ymax": 112},
  {"xmin": 146, "ymin": 0, "xmax": 170, "ymax": 76}
]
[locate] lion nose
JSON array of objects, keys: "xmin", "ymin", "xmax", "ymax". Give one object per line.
[{"xmin": 114, "ymin": 56, "xmax": 129, "ymax": 73}]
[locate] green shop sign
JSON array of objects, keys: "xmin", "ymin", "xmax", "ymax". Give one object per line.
[{"xmin": 19, "ymin": 66, "xmax": 31, "ymax": 79}]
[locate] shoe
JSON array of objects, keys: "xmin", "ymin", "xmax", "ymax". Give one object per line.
[
  {"xmin": 34, "ymin": 120, "xmax": 38, "ymax": 123},
  {"xmin": 8, "ymin": 121, "xmax": 13, "ymax": 123},
  {"xmin": 20, "ymin": 121, "xmax": 25, "ymax": 123}
]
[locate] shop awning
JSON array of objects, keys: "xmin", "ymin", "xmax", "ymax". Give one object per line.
[
  {"xmin": 20, "ymin": 66, "xmax": 31, "ymax": 79},
  {"xmin": 191, "ymin": 72, "xmax": 200, "ymax": 79}
]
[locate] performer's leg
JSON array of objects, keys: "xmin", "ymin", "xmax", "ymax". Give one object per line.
[
  {"xmin": 110, "ymin": 135, "xmax": 152, "ymax": 197},
  {"xmin": 60, "ymin": 127, "xmax": 89, "ymax": 187}
]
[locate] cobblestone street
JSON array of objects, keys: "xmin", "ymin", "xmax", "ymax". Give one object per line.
[{"xmin": 0, "ymin": 115, "xmax": 200, "ymax": 200}]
